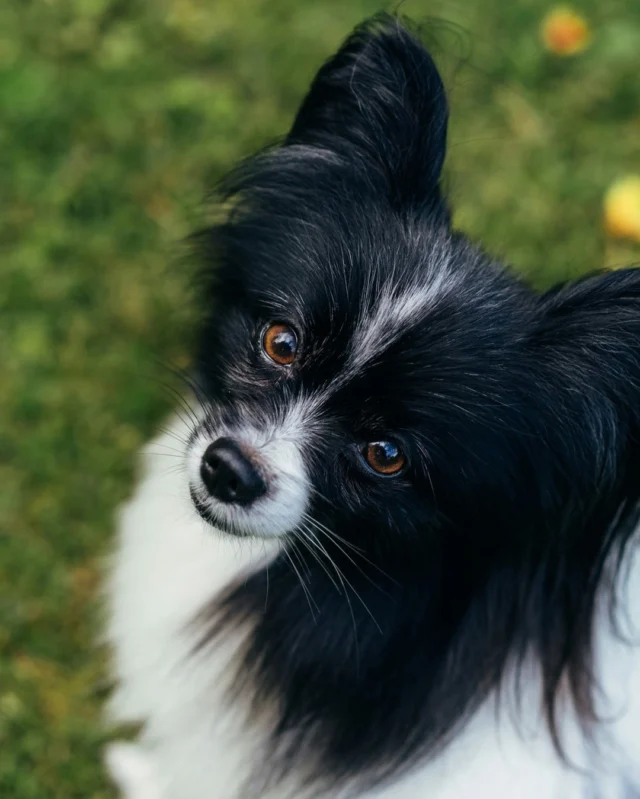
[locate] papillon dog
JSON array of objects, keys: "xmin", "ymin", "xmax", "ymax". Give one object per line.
[{"xmin": 105, "ymin": 15, "xmax": 640, "ymax": 799}]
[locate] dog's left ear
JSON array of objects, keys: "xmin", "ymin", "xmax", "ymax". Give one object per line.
[
  {"xmin": 534, "ymin": 268, "xmax": 640, "ymax": 502},
  {"xmin": 287, "ymin": 14, "xmax": 448, "ymax": 212}
]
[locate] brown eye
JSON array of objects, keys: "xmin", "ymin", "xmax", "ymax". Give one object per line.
[
  {"xmin": 263, "ymin": 323, "xmax": 298, "ymax": 365},
  {"xmin": 363, "ymin": 441, "xmax": 406, "ymax": 476}
]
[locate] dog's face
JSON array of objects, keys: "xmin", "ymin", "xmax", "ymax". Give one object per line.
[
  {"xmin": 188, "ymin": 218, "xmax": 535, "ymax": 558},
  {"xmin": 187, "ymin": 19, "xmax": 640, "ymax": 567}
]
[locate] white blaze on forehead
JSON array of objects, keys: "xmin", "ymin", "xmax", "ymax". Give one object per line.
[{"xmin": 347, "ymin": 267, "xmax": 458, "ymax": 375}]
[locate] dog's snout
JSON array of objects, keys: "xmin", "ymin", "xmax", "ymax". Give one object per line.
[{"xmin": 200, "ymin": 437, "xmax": 267, "ymax": 506}]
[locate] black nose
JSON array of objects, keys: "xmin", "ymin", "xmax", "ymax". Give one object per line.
[{"xmin": 200, "ymin": 437, "xmax": 267, "ymax": 506}]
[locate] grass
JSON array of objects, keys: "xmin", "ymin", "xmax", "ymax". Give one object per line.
[{"xmin": 1, "ymin": 0, "xmax": 639, "ymax": 795}]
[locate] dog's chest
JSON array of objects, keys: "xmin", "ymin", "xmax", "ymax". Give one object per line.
[{"xmin": 106, "ymin": 422, "xmax": 283, "ymax": 798}]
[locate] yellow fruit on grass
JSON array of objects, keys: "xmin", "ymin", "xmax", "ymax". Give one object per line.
[
  {"xmin": 604, "ymin": 177, "xmax": 640, "ymax": 243},
  {"xmin": 541, "ymin": 7, "xmax": 591, "ymax": 55}
]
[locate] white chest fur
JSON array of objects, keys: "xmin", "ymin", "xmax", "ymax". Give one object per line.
[{"xmin": 104, "ymin": 417, "xmax": 640, "ymax": 799}]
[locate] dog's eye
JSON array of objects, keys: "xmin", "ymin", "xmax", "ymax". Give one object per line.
[
  {"xmin": 362, "ymin": 441, "xmax": 406, "ymax": 476},
  {"xmin": 262, "ymin": 323, "xmax": 298, "ymax": 365}
]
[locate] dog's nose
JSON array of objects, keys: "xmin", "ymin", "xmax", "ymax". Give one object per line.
[{"xmin": 200, "ymin": 437, "xmax": 267, "ymax": 505}]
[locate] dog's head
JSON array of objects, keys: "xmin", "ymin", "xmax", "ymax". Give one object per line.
[{"xmin": 188, "ymin": 16, "xmax": 640, "ymax": 569}]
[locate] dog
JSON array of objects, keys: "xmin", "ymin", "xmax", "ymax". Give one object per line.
[{"xmin": 104, "ymin": 15, "xmax": 640, "ymax": 799}]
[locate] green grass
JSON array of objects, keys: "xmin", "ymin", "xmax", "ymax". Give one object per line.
[{"xmin": 1, "ymin": 0, "xmax": 639, "ymax": 795}]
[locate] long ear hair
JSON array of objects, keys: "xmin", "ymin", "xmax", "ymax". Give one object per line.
[
  {"xmin": 212, "ymin": 13, "xmax": 450, "ymax": 229},
  {"xmin": 528, "ymin": 267, "xmax": 640, "ymax": 750},
  {"xmin": 288, "ymin": 13, "xmax": 449, "ymax": 213}
]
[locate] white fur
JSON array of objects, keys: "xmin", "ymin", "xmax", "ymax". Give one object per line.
[
  {"xmin": 350, "ymin": 281, "xmax": 444, "ymax": 369},
  {"xmin": 105, "ymin": 743, "xmax": 164, "ymax": 799},
  {"xmin": 187, "ymin": 395, "xmax": 319, "ymax": 539},
  {"xmin": 105, "ymin": 415, "xmax": 640, "ymax": 799},
  {"xmin": 347, "ymin": 242, "xmax": 457, "ymax": 378}
]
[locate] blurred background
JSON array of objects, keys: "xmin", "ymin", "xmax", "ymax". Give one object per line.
[{"xmin": 1, "ymin": 0, "xmax": 639, "ymax": 796}]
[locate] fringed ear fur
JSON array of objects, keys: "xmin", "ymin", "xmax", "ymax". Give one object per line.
[
  {"xmin": 536, "ymin": 268, "xmax": 640, "ymax": 494},
  {"xmin": 527, "ymin": 268, "xmax": 640, "ymax": 751},
  {"xmin": 287, "ymin": 14, "xmax": 449, "ymax": 213}
]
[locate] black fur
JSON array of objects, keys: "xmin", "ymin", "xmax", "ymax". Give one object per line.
[{"xmin": 192, "ymin": 14, "xmax": 640, "ymax": 795}]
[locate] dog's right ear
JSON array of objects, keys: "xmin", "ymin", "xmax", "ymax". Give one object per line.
[{"xmin": 287, "ymin": 15, "xmax": 449, "ymax": 213}]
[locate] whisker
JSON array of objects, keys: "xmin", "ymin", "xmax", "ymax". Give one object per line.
[
  {"xmin": 156, "ymin": 359, "xmax": 210, "ymax": 412},
  {"xmin": 304, "ymin": 513, "xmax": 397, "ymax": 588},
  {"xmin": 296, "ymin": 526, "xmax": 360, "ymax": 669},
  {"xmin": 159, "ymin": 463, "xmax": 188, "ymax": 478},
  {"xmin": 302, "ymin": 513, "xmax": 397, "ymax": 589},
  {"xmin": 288, "ymin": 538, "xmax": 312, "ymax": 580},
  {"xmin": 155, "ymin": 421, "xmax": 190, "ymax": 444},
  {"xmin": 301, "ymin": 512, "xmax": 363, "ymax": 553},
  {"xmin": 303, "ymin": 526, "xmax": 382, "ymax": 635},
  {"xmin": 149, "ymin": 444, "xmax": 188, "ymax": 458},
  {"xmin": 295, "ymin": 526, "xmax": 343, "ymax": 595},
  {"xmin": 277, "ymin": 469, "xmax": 340, "ymax": 511},
  {"xmin": 152, "ymin": 378, "xmax": 201, "ymax": 433},
  {"xmin": 284, "ymin": 543, "xmax": 319, "ymax": 622}
]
